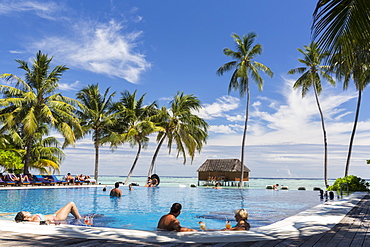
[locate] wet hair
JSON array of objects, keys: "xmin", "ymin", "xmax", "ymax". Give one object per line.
[
  {"xmin": 14, "ymin": 212, "xmax": 26, "ymax": 223},
  {"xmin": 234, "ymin": 209, "xmax": 248, "ymax": 220},
  {"xmin": 170, "ymin": 203, "xmax": 182, "ymax": 214},
  {"xmin": 114, "ymin": 182, "xmax": 120, "ymax": 188}
]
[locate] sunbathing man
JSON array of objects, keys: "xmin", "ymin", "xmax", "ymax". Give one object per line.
[
  {"xmin": 64, "ymin": 173, "xmax": 75, "ymax": 184},
  {"xmin": 14, "ymin": 201, "xmax": 82, "ymax": 223},
  {"xmin": 110, "ymin": 182, "xmax": 122, "ymax": 197},
  {"xmin": 157, "ymin": 203, "xmax": 197, "ymax": 232}
]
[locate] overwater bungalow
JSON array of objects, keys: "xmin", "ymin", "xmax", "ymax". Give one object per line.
[{"xmin": 197, "ymin": 159, "xmax": 250, "ymax": 187}]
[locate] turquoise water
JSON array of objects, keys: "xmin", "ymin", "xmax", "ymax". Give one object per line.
[
  {"xmin": 96, "ymin": 176, "xmax": 335, "ymax": 190},
  {"xmin": 0, "ymin": 185, "xmax": 332, "ymax": 231}
]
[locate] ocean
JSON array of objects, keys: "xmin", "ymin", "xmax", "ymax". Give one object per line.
[{"xmin": 96, "ymin": 176, "xmax": 336, "ymax": 190}]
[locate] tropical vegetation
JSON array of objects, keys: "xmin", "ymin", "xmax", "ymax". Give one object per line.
[
  {"xmin": 147, "ymin": 92, "xmax": 209, "ymax": 178},
  {"xmin": 112, "ymin": 90, "xmax": 160, "ymax": 185},
  {"xmin": 217, "ymin": 32, "xmax": 273, "ymax": 188},
  {"xmin": 327, "ymin": 175, "xmax": 369, "ymax": 192},
  {"xmin": 76, "ymin": 84, "xmax": 117, "ymax": 182},
  {"xmin": 313, "ymin": 0, "xmax": 370, "ymax": 177},
  {"xmin": 0, "ymin": 150, "xmax": 23, "ymax": 173},
  {"xmin": 0, "ymin": 51, "xmax": 82, "ymax": 175}
]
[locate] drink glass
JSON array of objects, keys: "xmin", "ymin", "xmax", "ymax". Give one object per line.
[
  {"xmin": 225, "ymin": 221, "xmax": 231, "ymax": 229},
  {"xmin": 84, "ymin": 216, "xmax": 89, "ymax": 226},
  {"xmin": 198, "ymin": 221, "xmax": 206, "ymax": 231}
]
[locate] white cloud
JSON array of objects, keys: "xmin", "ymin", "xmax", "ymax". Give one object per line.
[
  {"xmin": 9, "ymin": 50, "xmax": 24, "ymax": 54},
  {"xmin": 198, "ymin": 95, "xmax": 239, "ymax": 120},
  {"xmin": 205, "ymin": 78, "xmax": 365, "ymax": 148},
  {"xmin": 30, "ymin": 19, "xmax": 151, "ymax": 84},
  {"xmin": 0, "ymin": 0, "xmax": 63, "ymax": 20},
  {"xmin": 58, "ymin": 81, "xmax": 80, "ymax": 91},
  {"xmin": 209, "ymin": 125, "xmax": 236, "ymax": 134}
]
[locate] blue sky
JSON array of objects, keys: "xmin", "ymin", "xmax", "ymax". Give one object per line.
[{"xmin": 1, "ymin": 0, "xmax": 370, "ymax": 179}]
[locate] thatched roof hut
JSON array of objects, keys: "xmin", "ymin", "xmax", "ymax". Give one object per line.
[{"xmin": 197, "ymin": 159, "xmax": 250, "ymax": 182}]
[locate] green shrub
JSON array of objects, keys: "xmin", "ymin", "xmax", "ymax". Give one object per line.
[
  {"xmin": 327, "ymin": 175, "xmax": 369, "ymax": 192},
  {"xmin": 0, "ymin": 150, "xmax": 23, "ymax": 172}
]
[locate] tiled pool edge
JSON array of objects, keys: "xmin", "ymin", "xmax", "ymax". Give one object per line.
[{"xmin": 0, "ymin": 192, "xmax": 366, "ymax": 243}]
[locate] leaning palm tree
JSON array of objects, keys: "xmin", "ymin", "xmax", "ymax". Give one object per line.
[
  {"xmin": 217, "ymin": 33, "xmax": 273, "ymax": 188},
  {"xmin": 147, "ymin": 92, "xmax": 208, "ymax": 178},
  {"xmin": 113, "ymin": 90, "xmax": 159, "ymax": 185},
  {"xmin": 76, "ymin": 84, "xmax": 117, "ymax": 182},
  {"xmin": 0, "ymin": 51, "xmax": 82, "ymax": 175},
  {"xmin": 288, "ymin": 42, "xmax": 335, "ymax": 188}
]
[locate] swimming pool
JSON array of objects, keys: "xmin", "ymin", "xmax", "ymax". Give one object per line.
[{"xmin": 0, "ymin": 186, "xmax": 328, "ymax": 230}]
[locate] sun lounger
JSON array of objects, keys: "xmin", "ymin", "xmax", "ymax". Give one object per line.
[
  {"xmin": 18, "ymin": 175, "xmax": 31, "ymax": 186},
  {"xmin": 0, "ymin": 177, "xmax": 17, "ymax": 186},
  {"xmin": 33, "ymin": 175, "xmax": 56, "ymax": 186},
  {"xmin": 45, "ymin": 175, "xmax": 68, "ymax": 186}
]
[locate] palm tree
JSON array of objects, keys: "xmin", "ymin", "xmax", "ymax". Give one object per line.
[
  {"xmin": 288, "ymin": 42, "xmax": 335, "ymax": 188},
  {"xmin": 29, "ymin": 135, "xmax": 65, "ymax": 174},
  {"xmin": 313, "ymin": 1, "xmax": 370, "ymax": 176},
  {"xmin": 76, "ymin": 84, "xmax": 117, "ymax": 182},
  {"xmin": 312, "ymin": 0, "xmax": 370, "ymax": 61},
  {"xmin": 147, "ymin": 92, "xmax": 209, "ymax": 178},
  {"xmin": 332, "ymin": 44, "xmax": 370, "ymax": 176},
  {"xmin": 114, "ymin": 90, "xmax": 159, "ymax": 185},
  {"xmin": 217, "ymin": 33, "xmax": 273, "ymax": 188},
  {"xmin": 0, "ymin": 124, "xmax": 65, "ymax": 174},
  {"xmin": 0, "ymin": 51, "xmax": 82, "ymax": 175}
]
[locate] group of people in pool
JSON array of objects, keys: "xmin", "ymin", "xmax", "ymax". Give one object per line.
[{"xmin": 14, "ymin": 201, "xmax": 250, "ymax": 232}]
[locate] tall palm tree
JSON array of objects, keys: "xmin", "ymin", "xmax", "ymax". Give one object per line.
[
  {"xmin": 113, "ymin": 90, "xmax": 159, "ymax": 185},
  {"xmin": 0, "ymin": 51, "xmax": 82, "ymax": 175},
  {"xmin": 76, "ymin": 84, "xmax": 117, "ymax": 182},
  {"xmin": 332, "ymin": 44, "xmax": 370, "ymax": 176},
  {"xmin": 147, "ymin": 92, "xmax": 209, "ymax": 178},
  {"xmin": 313, "ymin": 1, "xmax": 370, "ymax": 176},
  {"xmin": 217, "ymin": 33, "xmax": 273, "ymax": 188},
  {"xmin": 288, "ymin": 42, "xmax": 335, "ymax": 188}
]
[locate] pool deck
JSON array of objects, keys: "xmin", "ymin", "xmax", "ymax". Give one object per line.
[{"xmin": 0, "ymin": 189, "xmax": 369, "ymax": 246}]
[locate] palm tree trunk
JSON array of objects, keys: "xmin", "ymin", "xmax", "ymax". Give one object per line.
[
  {"xmin": 345, "ymin": 88, "xmax": 362, "ymax": 177},
  {"xmin": 313, "ymin": 82, "xmax": 328, "ymax": 188},
  {"xmin": 239, "ymin": 86, "xmax": 250, "ymax": 189},
  {"xmin": 147, "ymin": 134, "xmax": 167, "ymax": 178},
  {"xmin": 94, "ymin": 133, "xmax": 99, "ymax": 182},
  {"xmin": 23, "ymin": 136, "xmax": 34, "ymax": 175},
  {"xmin": 124, "ymin": 142, "xmax": 142, "ymax": 185}
]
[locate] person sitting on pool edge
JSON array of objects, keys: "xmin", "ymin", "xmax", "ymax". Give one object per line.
[
  {"xmin": 222, "ymin": 209, "xmax": 250, "ymax": 231},
  {"xmin": 110, "ymin": 182, "xmax": 122, "ymax": 197},
  {"xmin": 14, "ymin": 201, "xmax": 82, "ymax": 223},
  {"xmin": 157, "ymin": 203, "xmax": 197, "ymax": 232}
]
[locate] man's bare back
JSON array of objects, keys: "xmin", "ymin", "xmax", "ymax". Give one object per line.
[
  {"xmin": 157, "ymin": 203, "xmax": 196, "ymax": 232},
  {"xmin": 109, "ymin": 188, "xmax": 122, "ymax": 197},
  {"xmin": 157, "ymin": 213, "xmax": 181, "ymax": 231}
]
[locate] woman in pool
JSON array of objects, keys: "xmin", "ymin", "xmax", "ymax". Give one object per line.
[
  {"xmin": 14, "ymin": 201, "xmax": 82, "ymax": 223},
  {"xmin": 222, "ymin": 209, "xmax": 250, "ymax": 231}
]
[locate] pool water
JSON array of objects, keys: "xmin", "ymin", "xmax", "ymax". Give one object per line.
[{"xmin": 0, "ymin": 187, "xmax": 327, "ymax": 230}]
